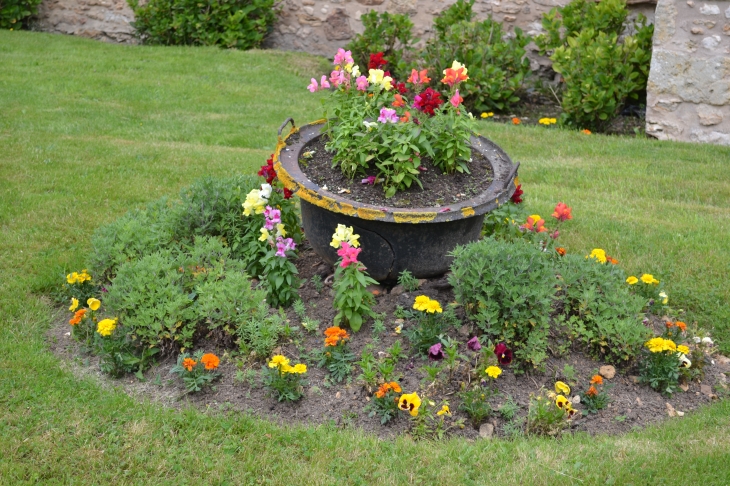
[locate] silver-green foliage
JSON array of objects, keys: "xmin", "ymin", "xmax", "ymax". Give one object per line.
[{"xmin": 449, "ymin": 237, "xmax": 557, "ymax": 370}]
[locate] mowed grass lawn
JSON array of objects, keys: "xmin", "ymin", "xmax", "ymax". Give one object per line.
[{"xmin": 1, "ymin": 31, "xmax": 730, "ymax": 484}]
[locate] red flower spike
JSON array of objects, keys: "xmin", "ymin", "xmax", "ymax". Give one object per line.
[
  {"xmin": 368, "ymin": 52, "xmax": 387, "ymax": 70},
  {"xmin": 511, "ymin": 184, "xmax": 523, "ymax": 204},
  {"xmin": 552, "ymin": 202, "xmax": 572, "ymax": 222},
  {"xmin": 283, "ymin": 188, "xmax": 294, "ymax": 199}
]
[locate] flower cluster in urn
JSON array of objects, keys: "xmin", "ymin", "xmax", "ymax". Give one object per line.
[{"xmin": 308, "ymin": 48, "xmax": 476, "ymax": 198}]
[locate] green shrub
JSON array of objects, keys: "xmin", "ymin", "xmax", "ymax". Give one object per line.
[
  {"xmin": 449, "ymin": 238, "xmax": 557, "ymax": 370},
  {"xmin": 345, "ymin": 10, "xmax": 415, "ymax": 81},
  {"xmin": 128, "ymin": 0, "xmax": 277, "ymax": 49},
  {"xmin": 88, "ymin": 198, "xmax": 178, "ymax": 284},
  {"xmin": 422, "ymin": 0, "xmax": 531, "ymax": 112},
  {"xmin": 238, "ymin": 301, "xmax": 289, "ymax": 359},
  {"xmin": 535, "ymin": 0, "xmax": 653, "ymax": 130},
  {"xmin": 557, "ymin": 254, "xmax": 650, "ymax": 364},
  {"xmin": 1, "ymin": 0, "xmax": 42, "ymax": 29}
]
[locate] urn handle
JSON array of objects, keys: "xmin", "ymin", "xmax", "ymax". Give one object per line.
[{"xmin": 278, "ymin": 118, "xmax": 296, "ymax": 138}]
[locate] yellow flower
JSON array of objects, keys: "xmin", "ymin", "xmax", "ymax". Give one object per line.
[
  {"xmin": 280, "ymin": 363, "xmax": 294, "ymax": 373},
  {"xmin": 662, "ymin": 339, "xmax": 677, "ymax": 352},
  {"xmin": 437, "ymin": 405, "xmax": 451, "ymax": 416},
  {"xmin": 367, "ymin": 69, "xmax": 393, "ymax": 90},
  {"xmin": 645, "ymin": 337, "xmax": 665, "ymax": 353},
  {"xmin": 398, "ymin": 392, "xmax": 422, "ymax": 417},
  {"xmin": 87, "ymin": 298, "xmax": 101, "ymax": 311},
  {"xmin": 528, "ymin": 214, "xmax": 541, "ymax": 223},
  {"xmin": 555, "ymin": 381, "xmax": 571, "ymax": 395},
  {"xmin": 276, "ymin": 223, "xmax": 287, "ymax": 237},
  {"xmin": 66, "ymin": 272, "xmax": 78, "ymax": 284},
  {"xmin": 640, "ymin": 274, "xmax": 659, "ymax": 285},
  {"xmin": 480, "ymin": 112, "xmax": 494, "ymax": 119},
  {"xmin": 425, "ymin": 299, "xmax": 443, "ymax": 314},
  {"xmin": 659, "ymin": 291, "xmax": 668, "ymax": 305},
  {"xmin": 555, "ymin": 395, "xmax": 569, "ymax": 409},
  {"xmin": 290, "ymin": 363, "xmax": 307, "ymax": 374},
  {"xmin": 268, "ymin": 355, "xmax": 290, "ymax": 368},
  {"xmin": 78, "ymin": 270, "xmax": 91, "ymax": 283},
  {"xmin": 587, "ymin": 248, "xmax": 607, "ymax": 264},
  {"xmin": 450, "ymin": 60, "xmax": 468, "ymax": 76},
  {"xmin": 678, "ymin": 354, "xmax": 692, "ymax": 368},
  {"xmin": 259, "ymin": 227, "xmax": 270, "ymax": 242},
  {"xmin": 69, "ymin": 297, "xmax": 79, "ymax": 312},
  {"xmin": 242, "ymin": 189, "xmax": 267, "ymax": 216},
  {"xmin": 330, "ymin": 224, "xmax": 359, "ymax": 249},
  {"xmin": 677, "ymin": 345, "xmax": 690, "ymax": 355},
  {"xmin": 538, "ymin": 117, "xmax": 557, "ymax": 125},
  {"xmin": 96, "ymin": 318, "xmax": 117, "ymax": 337},
  {"xmin": 486, "ymin": 366, "xmax": 502, "ymax": 379},
  {"xmin": 626, "ymin": 276, "xmax": 638, "ymax": 285},
  {"xmin": 413, "ymin": 295, "xmax": 431, "ymax": 311}
]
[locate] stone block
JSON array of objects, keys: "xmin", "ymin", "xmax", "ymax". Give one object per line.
[
  {"xmin": 701, "ymin": 34, "xmax": 721, "ymax": 48},
  {"xmin": 699, "ymin": 3, "xmax": 721, "ymax": 14},
  {"xmin": 697, "ymin": 104, "xmax": 723, "ymax": 125},
  {"xmin": 654, "ymin": 0, "xmax": 678, "ymax": 44},
  {"xmin": 323, "ymin": 8, "xmax": 353, "ymax": 40}
]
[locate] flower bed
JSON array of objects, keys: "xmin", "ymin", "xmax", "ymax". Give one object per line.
[{"xmin": 47, "ymin": 163, "xmax": 730, "ymax": 440}]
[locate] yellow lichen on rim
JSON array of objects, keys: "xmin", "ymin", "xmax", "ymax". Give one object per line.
[
  {"xmin": 460, "ymin": 206, "xmax": 475, "ymax": 217},
  {"xmin": 357, "ymin": 207, "xmax": 387, "ymax": 220},
  {"xmin": 393, "ymin": 212, "xmax": 437, "ymax": 224}
]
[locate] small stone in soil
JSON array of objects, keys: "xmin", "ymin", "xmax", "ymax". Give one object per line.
[
  {"xmin": 599, "ymin": 365, "xmax": 616, "ymax": 380},
  {"xmin": 479, "ymin": 423, "xmax": 494, "ymax": 439}
]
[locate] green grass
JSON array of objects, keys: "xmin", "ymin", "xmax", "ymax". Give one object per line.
[{"xmin": 2, "ymin": 30, "xmax": 730, "ymax": 484}]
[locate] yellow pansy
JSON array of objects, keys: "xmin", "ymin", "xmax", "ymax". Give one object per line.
[
  {"xmin": 555, "ymin": 381, "xmax": 571, "ymax": 395},
  {"xmin": 437, "ymin": 405, "xmax": 451, "ymax": 416},
  {"xmin": 398, "ymin": 392, "xmax": 422, "ymax": 417}
]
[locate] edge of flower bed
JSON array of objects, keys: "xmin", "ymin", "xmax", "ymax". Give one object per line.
[{"xmin": 273, "ymin": 120, "xmax": 520, "ymax": 224}]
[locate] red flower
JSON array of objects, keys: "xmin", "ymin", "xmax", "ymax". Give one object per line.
[
  {"xmin": 394, "ymin": 81, "xmax": 407, "ymax": 94},
  {"xmin": 412, "ymin": 88, "xmax": 443, "ymax": 116},
  {"xmin": 511, "ymin": 184, "xmax": 523, "ymax": 204},
  {"xmin": 283, "ymin": 188, "xmax": 293, "ymax": 199},
  {"xmin": 368, "ymin": 52, "xmax": 387, "ymax": 70},
  {"xmin": 494, "ymin": 342, "xmax": 513, "ymax": 365},
  {"xmin": 551, "ymin": 202, "xmax": 572, "ymax": 222},
  {"xmin": 258, "ymin": 155, "xmax": 277, "ymax": 184}
]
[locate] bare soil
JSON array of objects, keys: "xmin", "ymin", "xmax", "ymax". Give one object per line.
[
  {"xmin": 46, "ymin": 243, "xmax": 730, "ymax": 440},
  {"xmin": 299, "ymin": 136, "xmax": 494, "ymax": 209}
]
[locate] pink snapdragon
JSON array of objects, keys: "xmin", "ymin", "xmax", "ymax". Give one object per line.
[
  {"xmin": 337, "ymin": 242, "xmax": 361, "ymax": 268},
  {"xmin": 361, "ymin": 176, "xmax": 376, "ymax": 185},
  {"xmin": 378, "ymin": 107, "xmax": 399, "ymax": 124},
  {"xmin": 330, "ymin": 69, "xmax": 347, "ymax": 87},
  {"xmin": 263, "ymin": 206, "xmax": 281, "ymax": 230},
  {"xmin": 450, "ymin": 89, "xmax": 463, "ymax": 108},
  {"xmin": 355, "ymin": 75, "xmax": 369, "ymax": 91},
  {"xmin": 307, "ymin": 75, "xmax": 331, "ymax": 92},
  {"xmin": 275, "ymin": 236, "xmax": 296, "ymax": 258},
  {"xmin": 333, "ymin": 48, "xmax": 354, "ymax": 67}
]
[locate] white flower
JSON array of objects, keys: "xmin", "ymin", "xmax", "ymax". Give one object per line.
[
  {"xmin": 702, "ymin": 337, "xmax": 714, "ymax": 346},
  {"xmin": 659, "ymin": 291, "xmax": 668, "ymax": 305},
  {"xmin": 694, "ymin": 336, "xmax": 702, "ymax": 343},
  {"xmin": 260, "ymin": 184, "xmax": 272, "ymax": 199},
  {"xmin": 678, "ymin": 354, "xmax": 692, "ymax": 368},
  {"xmin": 363, "ymin": 120, "xmax": 377, "ymax": 132},
  {"xmin": 351, "ymin": 65, "xmax": 360, "ymax": 78}
]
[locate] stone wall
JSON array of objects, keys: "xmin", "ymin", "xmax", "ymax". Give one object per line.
[
  {"xmin": 265, "ymin": 0, "xmax": 656, "ymax": 73},
  {"xmin": 646, "ymin": 0, "xmax": 730, "ymax": 145},
  {"xmin": 33, "ymin": 0, "xmax": 137, "ymax": 43}
]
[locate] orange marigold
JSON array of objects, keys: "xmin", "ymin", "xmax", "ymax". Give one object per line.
[
  {"xmin": 325, "ymin": 335, "xmax": 340, "ymax": 347},
  {"xmin": 200, "ymin": 353, "xmax": 220, "ymax": 370},
  {"xmin": 556, "ymin": 247, "xmax": 566, "ymax": 256},
  {"xmin": 182, "ymin": 358, "xmax": 197, "ymax": 372},
  {"xmin": 606, "ymin": 256, "xmax": 618, "ymax": 265},
  {"xmin": 582, "ymin": 129, "xmax": 591, "ymax": 135},
  {"xmin": 666, "ymin": 321, "xmax": 674, "ymax": 329},
  {"xmin": 69, "ymin": 309, "xmax": 87, "ymax": 326},
  {"xmin": 389, "ymin": 382, "xmax": 402, "ymax": 393},
  {"xmin": 586, "ymin": 385, "xmax": 598, "ymax": 397},
  {"xmin": 375, "ymin": 383, "xmax": 390, "ymax": 398},
  {"xmin": 590, "ymin": 374, "xmax": 603, "ymax": 385},
  {"xmin": 676, "ymin": 321, "xmax": 687, "ymax": 332},
  {"xmin": 512, "ymin": 117, "xmax": 521, "ymax": 125}
]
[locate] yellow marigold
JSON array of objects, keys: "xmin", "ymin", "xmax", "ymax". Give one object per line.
[
  {"xmin": 662, "ymin": 339, "xmax": 677, "ymax": 352},
  {"xmin": 425, "ymin": 299, "xmax": 443, "ymax": 314},
  {"xmin": 677, "ymin": 345, "xmax": 690, "ymax": 355},
  {"xmin": 289, "ymin": 363, "xmax": 307, "ymax": 374},
  {"xmin": 626, "ymin": 276, "xmax": 638, "ymax": 285},
  {"xmin": 398, "ymin": 392, "xmax": 422, "ymax": 417},
  {"xmin": 640, "ymin": 274, "xmax": 659, "ymax": 285},
  {"xmin": 486, "ymin": 366, "xmax": 502, "ymax": 379},
  {"xmin": 413, "ymin": 295, "xmax": 431, "ymax": 311},
  {"xmin": 201, "ymin": 353, "xmax": 220, "ymax": 370},
  {"xmin": 182, "ymin": 357, "xmax": 197, "ymax": 372},
  {"xmin": 268, "ymin": 355, "xmax": 290, "ymax": 368},
  {"xmin": 587, "ymin": 248, "xmax": 607, "ymax": 264},
  {"xmin": 69, "ymin": 297, "xmax": 79, "ymax": 312},
  {"xmin": 645, "ymin": 337, "xmax": 665, "ymax": 353},
  {"xmin": 555, "ymin": 381, "xmax": 571, "ymax": 395},
  {"xmin": 480, "ymin": 112, "xmax": 494, "ymax": 119},
  {"xmin": 66, "ymin": 272, "xmax": 78, "ymax": 284},
  {"xmin": 87, "ymin": 298, "xmax": 101, "ymax": 311},
  {"xmin": 96, "ymin": 318, "xmax": 117, "ymax": 337}
]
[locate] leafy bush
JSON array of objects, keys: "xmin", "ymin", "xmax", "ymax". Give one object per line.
[
  {"xmin": 128, "ymin": 0, "xmax": 277, "ymax": 49},
  {"xmin": 1, "ymin": 0, "xmax": 42, "ymax": 30},
  {"xmin": 345, "ymin": 10, "xmax": 415, "ymax": 81},
  {"xmin": 557, "ymin": 254, "xmax": 650, "ymax": 364},
  {"xmin": 449, "ymin": 238, "xmax": 557, "ymax": 370},
  {"xmin": 535, "ymin": 0, "xmax": 653, "ymax": 130},
  {"xmin": 422, "ymin": 0, "xmax": 531, "ymax": 112},
  {"xmin": 237, "ymin": 301, "xmax": 289, "ymax": 359}
]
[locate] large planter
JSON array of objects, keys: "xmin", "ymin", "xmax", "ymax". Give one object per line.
[{"xmin": 273, "ymin": 119, "xmax": 519, "ymax": 281}]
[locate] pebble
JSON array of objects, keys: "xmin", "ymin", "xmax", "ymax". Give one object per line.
[
  {"xmin": 599, "ymin": 365, "xmax": 616, "ymax": 380},
  {"xmin": 571, "ymin": 395, "xmax": 581, "ymax": 404},
  {"xmin": 479, "ymin": 423, "xmax": 494, "ymax": 439}
]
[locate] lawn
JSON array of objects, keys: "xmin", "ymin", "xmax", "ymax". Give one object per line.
[{"xmin": 1, "ymin": 30, "xmax": 730, "ymax": 484}]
